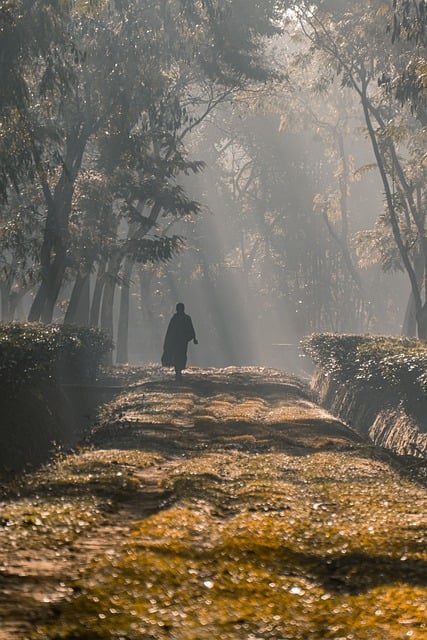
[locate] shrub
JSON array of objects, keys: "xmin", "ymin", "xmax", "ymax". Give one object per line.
[
  {"xmin": 302, "ymin": 333, "xmax": 427, "ymax": 400},
  {"xmin": 0, "ymin": 323, "xmax": 113, "ymax": 387}
]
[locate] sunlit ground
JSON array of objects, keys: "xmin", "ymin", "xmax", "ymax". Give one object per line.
[{"xmin": 0, "ymin": 366, "xmax": 425, "ymax": 639}]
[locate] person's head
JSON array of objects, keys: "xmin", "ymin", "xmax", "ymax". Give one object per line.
[{"xmin": 176, "ymin": 302, "xmax": 185, "ymax": 314}]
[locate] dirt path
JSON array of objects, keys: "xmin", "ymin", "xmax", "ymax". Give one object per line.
[{"xmin": 0, "ymin": 367, "xmax": 425, "ymax": 639}]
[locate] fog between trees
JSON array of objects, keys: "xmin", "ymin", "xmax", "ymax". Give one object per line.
[{"xmin": 0, "ymin": 1, "xmax": 425, "ymax": 370}]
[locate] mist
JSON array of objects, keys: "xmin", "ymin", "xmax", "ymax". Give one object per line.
[
  {"xmin": 0, "ymin": 0, "xmax": 421, "ymax": 371},
  {"xmin": 124, "ymin": 100, "xmax": 409, "ymax": 374}
]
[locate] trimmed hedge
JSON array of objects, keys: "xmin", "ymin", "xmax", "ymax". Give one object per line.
[
  {"xmin": 0, "ymin": 323, "xmax": 113, "ymax": 386},
  {"xmin": 302, "ymin": 333, "xmax": 427, "ymax": 401}
]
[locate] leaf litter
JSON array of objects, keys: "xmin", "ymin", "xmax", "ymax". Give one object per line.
[{"xmin": 0, "ymin": 366, "xmax": 425, "ymax": 639}]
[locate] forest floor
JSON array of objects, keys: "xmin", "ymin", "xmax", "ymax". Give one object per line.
[{"xmin": 0, "ymin": 366, "xmax": 426, "ymax": 640}]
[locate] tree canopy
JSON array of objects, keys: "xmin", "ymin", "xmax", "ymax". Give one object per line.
[{"xmin": 0, "ymin": 0, "xmax": 425, "ymax": 361}]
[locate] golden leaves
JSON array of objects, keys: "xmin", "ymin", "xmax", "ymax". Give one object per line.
[{"xmin": 1, "ymin": 367, "xmax": 425, "ymax": 639}]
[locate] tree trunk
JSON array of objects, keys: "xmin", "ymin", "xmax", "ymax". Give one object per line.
[
  {"xmin": 10, "ymin": 292, "xmax": 23, "ymax": 321},
  {"xmin": 100, "ymin": 253, "xmax": 122, "ymax": 364},
  {"xmin": 28, "ymin": 279, "xmax": 48, "ymax": 321},
  {"xmin": 361, "ymin": 80, "xmax": 423, "ymax": 324},
  {"xmin": 90, "ymin": 258, "xmax": 107, "ymax": 327},
  {"xmin": 402, "ymin": 292, "xmax": 417, "ymax": 337},
  {"xmin": 138, "ymin": 267, "xmax": 157, "ymax": 362},
  {"xmin": 64, "ymin": 272, "xmax": 90, "ymax": 325},
  {"xmin": 416, "ymin": 304, "xmax": 427, "ymax": 341},
  {"xmin": 40, "ymin": 249, "xmax": 68, "ymax": 323},
  {"xmin": 75, "ymin": 274, "xmax": 90, "ymax": 326},
  {"xmin": 402, "ymin": 249, "xmax": 424, "ymax": 337},
  {"xmin": 28, "ymin": 124, "xmax": 90, "ymax": 323},
  {"xmin": 0, "ymin": 283, "xmax": 10, "ymax": 322},
  {"xmin": 116, "ymin": 256, "xmax": 135, "ymax": 364}
]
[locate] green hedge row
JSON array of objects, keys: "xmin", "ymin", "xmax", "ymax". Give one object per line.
[
  {"xmin": 302, "ymin": 333, "xmax": 427, "ymax": 400},
  {"xmin": 0, "ymin": 323, "xmax": 113, "ymax": 386}
]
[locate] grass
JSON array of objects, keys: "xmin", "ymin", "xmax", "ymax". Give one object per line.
[{"xmin": 0, "ymin": 366, "xmax": 425, "ymax": 639}]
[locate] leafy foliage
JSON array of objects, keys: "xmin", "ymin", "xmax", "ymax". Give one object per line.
[
  {"xmin": 0, "ymin": 323, "xmax": 113, "ymax": 385},
  {"xmin": 0, "ymin": 0, "xmax": 281, "ymax": 325},
  {"xmin": 125, "ymin": 234, "xmax": 184, "ymax": 263},
  {"xmin": 0, "ymin": 0, "xmax": 73, "ymax": 201},
  {"xmin": 287, "ymin": 1, "xmax": 427, "ymax": 337},
  {"xmin": 390, "ymin": 1, "xmax": 427, "ymax": 117},
  {"xmin": 303, "ymin": 332, "xmax": 427, "ymax": 398}
]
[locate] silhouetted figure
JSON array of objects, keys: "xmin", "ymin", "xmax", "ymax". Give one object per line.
[{"xmin": 162, "ymin": 303, "xmax": 198, "ymax": 380}]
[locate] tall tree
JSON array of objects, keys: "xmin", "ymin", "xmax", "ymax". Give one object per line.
[
  {"xmin": 0, "ymin": 0, "xmax": 71, "ymax": 202},
  {"xmin": 286, "ymin": 0, "xmax": 427, "ymax": 338},
  {"xmin": 392, "ymin": 0, "xmax": 427, "ymax": 123},
  {"xmin": 14, "ymin": 0, "xmax": 280, "ymax": 329}
]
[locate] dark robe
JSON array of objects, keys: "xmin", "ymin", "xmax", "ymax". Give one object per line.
[{"xmin": 161, "ymin": 311, "xmax": 196, "ymax": 371}]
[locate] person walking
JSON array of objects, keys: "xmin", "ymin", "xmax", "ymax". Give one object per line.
[{"xmin": 161, "ymin": 303, "xmax": 198, "ymax": 380}]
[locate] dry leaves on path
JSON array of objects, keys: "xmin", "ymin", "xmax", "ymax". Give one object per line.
[{"xmin": 0, "ymin": 366, "xmax": 425, "ymax": 639}]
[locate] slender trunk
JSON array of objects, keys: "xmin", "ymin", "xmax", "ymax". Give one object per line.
[
  {"xmin": 90, "ymin": 258, "xmax": 107, "ymax": 327},
  {"xmin": 416, "ymin": 303, "xmax": 427, "ymax": 340},
  {"xmin": 361, "ymin": 80, "xmax": 422, "ymax": 326},
  {"xmin": 321, "ymin": 204, "xmax": 363, "ymax": 290},
  {"xmin": 337, "ymin": 133, "xmax": 349, "ymax": 240},
  {"xmin": 28, "ymin": 279, "xmax": 49, "ymax": 322},
  {"xmin": 361, "ymin": 81, "xmax": 427, "ymax": 338},
  {"xmin": 419, "ymin": 236, "xmax": 427, "ymax": 341},
  {"xmin": 116, "ymin": 222, "xmax": 139, "ymax": 363},
  {"xmin": 64, "ymin": 272, "xmax": 90, "ymax": 325},
  {"xmin": 337, "ymin": 133, "xmax": 362, "ymax": 290},
  {"xmin": 100, "ymin": 253, "xmax": 121, "ymax": 364},
  {"xmin": 138, "ymin": 267, "xmax": 157, "ymax": 362},
  {"xmin": 28, "ymin": 124, "xmax": 90, "ymax": 323},
  {"xmin": 75, "ymin": 274, "xmax": 90, "ymax": 326},
  {"xmin": 402, "ymin": 293, "xmax": 417, "ymax": 337},
  {"xmin": 8, "ymin": 291, "xmax": 22, "ymax": 323},
  {"xmin": 0, "ymin": 283, "xmax": 10, "ymax": 322},
  {"xmin": 28, "ymin": 146, "xmax": 56, "ymax": 321},
  {"xmin": 40, "ymin": 249, "xmax": 67, "ymax": 323},
  {"xmin": 3, "ymin": 281, "xmax": 32, "ymax": 323},
  {"xmin": 116, "ymin": 256, "xmax": 134, "ymax": 364},
  {"xmin": 402, "ymin": 248, "xmax": 424, "ymax": 336},
  {"xmin": 114, "ymin": 218, "xmax": 155, "ymax": 363}
]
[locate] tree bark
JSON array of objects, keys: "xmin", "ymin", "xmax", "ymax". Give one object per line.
[
  {"xmin": 28, "ymin": 277, "xmax": 49, "ymax": 322},
  {"xmin": 116, "ymin": 256, "xmax": 135, "ymax": 364},
  {"xmin": 416, "ymin": 304, "xmax": 427, "ymax": 341},
  {"xmin": 28, "ymin": 124, "xmax": 90, "ymax": 323},
  {"xmin": 100, "ymin": 253, "xmax": 122, "ymax": 364},
  {"xmin": 0, "ymin": 283, "xmax": 10, "ymax": 322},
  {"xmin": 402, "ymin": 292, "xmax": 417, "ymax": 337},
  {"xmin": 90, "ymin": 258, "xmax": 107, "ymax": 327},
  {"xmin": 75, "ymin": 273, "xmax": 90, "ymax": 326},
  {"xmin": 40, "ymin": 248, "xmax": 67, "ymax": 323},
  {"xmin": 64, "ymin": 272, "xmax": 90, "ymax": 325},
  {"xmin": 138, "ymin": 267, "xmax": 158, "ymax": 362},
  {"xmin": 361, "ymin": 79, "xmax": 423, "ymax": 330},
  {"xmin": 402, "ymin": 249, "xmax": 424, "ymax": 337}
]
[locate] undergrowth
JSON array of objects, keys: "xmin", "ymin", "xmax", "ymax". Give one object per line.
[
  {"xmin": 0, "ymin": 322, "xmax": 112, "ymax": 386},
  {"xmin": 302, "ymin": 333, "xmax": 427, "ymax": 399}
]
